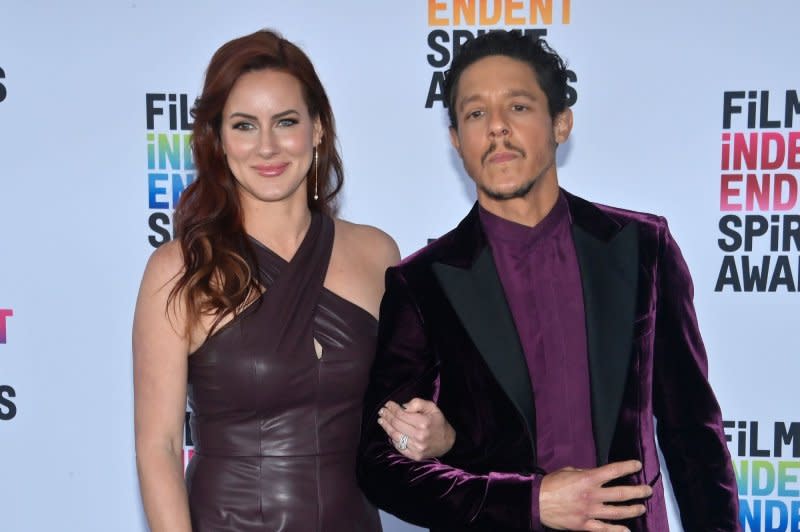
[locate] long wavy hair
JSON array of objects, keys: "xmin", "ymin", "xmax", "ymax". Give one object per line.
[{"xmin": 169, "ymin": 29, "xmax": 344, "ymax": 335}]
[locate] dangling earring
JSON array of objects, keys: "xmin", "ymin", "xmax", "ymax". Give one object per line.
[{"xmin": 313, "ymin": 147, "xmax": 319, "ymax": 201}]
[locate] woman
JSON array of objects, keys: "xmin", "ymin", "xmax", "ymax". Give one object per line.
[{"xmin": 133, "ymin": 30, "xmax": 452, "ymax": 531}]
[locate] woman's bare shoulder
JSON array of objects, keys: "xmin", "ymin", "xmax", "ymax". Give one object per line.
[
  {"xmin": 139, "ymin": 240, "xmax": 185, "ymax": 293},
  {"xmin": 333, "ymin": 218, "xmax": 400, "ymax": 270}
]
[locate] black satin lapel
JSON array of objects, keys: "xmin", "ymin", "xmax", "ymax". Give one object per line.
[
  {"xmin": 433, "ymin": 248, "xmax": 537, "ymax": 454},
  {"xmin": 572, "ymin": 222, "xmax": 638, "ymax": 466}
]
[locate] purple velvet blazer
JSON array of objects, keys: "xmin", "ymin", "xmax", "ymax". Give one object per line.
[{"xmin": 356, "ymin": 191, "xmax": 739, "ymax": 531}]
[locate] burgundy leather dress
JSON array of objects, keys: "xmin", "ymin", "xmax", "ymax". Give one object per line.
[{"xmin": 185, "ymin": 212, "xmax": 382, "ymax": 531}]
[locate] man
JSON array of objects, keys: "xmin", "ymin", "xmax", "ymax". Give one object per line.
[{"xmin": 357, "ymin": 31, "xmax": 739, "ymax": 531}]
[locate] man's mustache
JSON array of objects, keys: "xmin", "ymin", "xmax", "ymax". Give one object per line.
[{"xmin": 481, "ymin": 140, "xmax": 526, "ymax": 165}]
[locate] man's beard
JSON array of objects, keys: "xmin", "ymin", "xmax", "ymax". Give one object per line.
[
  {"xmin": 477, "ymin": 137, "xmax": 555, "ymax": 201},
  {"xmin": 479, "ymin": 178, "xmax": 536, "ymax": 200},
  {"xmin": 478, "ymin": 157, "xmax": 554, "ymax": 201}
]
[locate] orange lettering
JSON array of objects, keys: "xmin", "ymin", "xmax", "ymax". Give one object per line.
[
  {"xmin": 454, "ymin": 0, "xmax": 476, "ymax": 25},
  {"xmin": 504, "ymin": 0, "xmax": 525, "ymax": 25},
  {"xmin": 429, "ymin": 0, "xmax": 449, "ymax": 25},
  {"xmin": 531, "ymin": 0, "xmax": 553, "ymax": 24},
  {"xmin": 480, "ymin": 0, "xmax": 502, "ymax": 24}
]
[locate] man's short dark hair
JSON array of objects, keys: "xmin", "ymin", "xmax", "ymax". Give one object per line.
[{"xmin": 444, "ymin": 30, "xmax": 570, "ymax": 129}]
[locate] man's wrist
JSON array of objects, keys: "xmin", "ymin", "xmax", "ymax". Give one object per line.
[{"xmin": 531, "ymin": 473, "xmax": 546, "ymax": 531}]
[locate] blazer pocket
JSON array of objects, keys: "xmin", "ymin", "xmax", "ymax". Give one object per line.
[{"xmin": 632, "ymin": 311, "xmax": 656, "ymax": 339}]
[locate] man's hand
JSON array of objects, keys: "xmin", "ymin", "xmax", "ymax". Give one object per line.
[
  {"xmin": 540, "ymin": 460, "xmax": 652, "ymax": 531},
  {"xmin": 377, "ymin": 399, "xmax": 456, "ymax": 460}
]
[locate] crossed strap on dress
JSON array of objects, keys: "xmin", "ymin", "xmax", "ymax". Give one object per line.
[{"xmin": 247, "ymin": 211, "xmax": 334, "ymax": 360}]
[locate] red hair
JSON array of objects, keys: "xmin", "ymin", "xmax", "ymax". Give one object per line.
[{"xmin": 169, "ymin": 29, "xmax": 344, "ymax": 334}]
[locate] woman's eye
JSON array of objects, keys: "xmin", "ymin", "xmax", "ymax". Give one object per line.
[
  {"xmin": 232, "ymin": 121, "xmax": 255, "ymax": 131},
  {"xmin": 277, "ymin": 118, "xmax": 299, "ymax": 127}
]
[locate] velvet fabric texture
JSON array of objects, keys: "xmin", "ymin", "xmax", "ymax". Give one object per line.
[
  {"xmin": 479, "ymin": 195, "xmax": 597, "ymax": 477},
  {"xmin": 357, "ymin": 190, "xmax": 739, "ymax": 531}
]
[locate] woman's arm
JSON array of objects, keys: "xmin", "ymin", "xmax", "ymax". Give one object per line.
[
  {"xmin": 132, "ymin": 242, "xmax": 192, "ymax": 532},
  {"xmin": 354, "ymin": 223, "xmax": 456, "ymax": 460}
]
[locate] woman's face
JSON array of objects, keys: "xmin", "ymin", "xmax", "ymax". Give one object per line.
[{"xmin": 220, "ymin": 69, "xmax": 322, "ymax": 210}]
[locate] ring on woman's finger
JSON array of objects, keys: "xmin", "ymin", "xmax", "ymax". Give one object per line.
[{"xmin": 396, "ymin": 433, "xmax": 409, "ymax": 451}]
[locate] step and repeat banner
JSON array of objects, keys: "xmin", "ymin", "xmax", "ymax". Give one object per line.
[{"xmin": 1, "ymin": 2, "xmax": 797, "ymax": 530}]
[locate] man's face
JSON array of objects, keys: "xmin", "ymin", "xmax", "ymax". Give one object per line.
[{"xmin": 449, "ymin": 55, "xmax": 572, "ymax": 203}]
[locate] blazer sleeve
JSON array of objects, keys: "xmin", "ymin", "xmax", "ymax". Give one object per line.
[
  {"xmin": 356, "ymin": 266, "xmax": 536, "ymax": 531},
  {"xmin": 651, "ymin": 218, "xmax": 740, "ymax": 531}
]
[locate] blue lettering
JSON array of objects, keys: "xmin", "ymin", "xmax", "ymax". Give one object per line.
[
  {"xmin": 171, "ymin": 173, "xmax": 194, "ymax": 207},
  {"xmin": 741, "ymin": 499, "xmax": 761, "ymax": 531},
  {"xmin": 148, "ymin": 173, "xmax": 169, "ymax": 209},
  {"xmin": 766, "ymin": 500, "xmax": 787, "ymax": 531}
]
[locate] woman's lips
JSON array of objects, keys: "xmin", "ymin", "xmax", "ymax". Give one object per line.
[{"xmin": 252, "ymin": 163, "xmax": 290, "ymax": 176}]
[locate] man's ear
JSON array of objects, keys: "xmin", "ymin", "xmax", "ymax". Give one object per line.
[
  {"xmin": 553, "ymin": 107, "xmax": 573, "ymax": 144},
  {"xmin": 449, "ymin": 126, "xmax": 461, "ymax": 155}
]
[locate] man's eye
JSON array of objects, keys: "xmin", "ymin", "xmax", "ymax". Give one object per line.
[
  {"xmin": 467, "ymin": 110, "xmax": 484, "ymax": 120},
  {"xmin": 512, "ymin": 104, "xmax": 528, "ymax": 112}
]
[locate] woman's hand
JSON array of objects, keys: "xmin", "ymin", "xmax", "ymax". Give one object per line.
[{"xmin": 377, "ymin": 398, "xmax": 456, "ymax": 460}]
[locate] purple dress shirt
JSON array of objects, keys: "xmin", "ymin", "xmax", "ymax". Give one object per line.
[{"xmin": 479, "ymin": 193, "xmax": 597, "ymax": 530}]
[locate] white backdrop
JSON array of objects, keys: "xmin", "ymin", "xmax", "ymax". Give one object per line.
[{"xmin": 1, "ymin": 1, "xmax": 798, "ymax": 530}]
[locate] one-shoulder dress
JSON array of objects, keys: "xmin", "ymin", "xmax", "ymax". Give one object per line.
[{"xmin": 185, "ymin": 212, "xmax": 382, "ymax": 531}]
